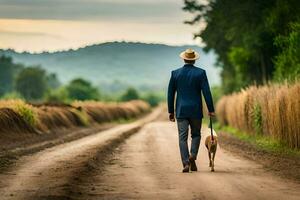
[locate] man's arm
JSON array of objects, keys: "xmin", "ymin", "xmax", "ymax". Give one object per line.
[
  {"xmin": 200, "ymin": 71, "xmax": 215, "ymax": 115},
  {"xmin": 167, "ymin": 71, "xmax": 176, "ymax": 121}
]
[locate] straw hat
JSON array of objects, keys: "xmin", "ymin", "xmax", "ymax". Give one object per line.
[{"xmin": 180, "ymin": 48, "xmax": 200, "ymax": 60}]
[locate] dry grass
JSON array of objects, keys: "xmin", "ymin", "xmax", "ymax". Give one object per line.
[
  {"xmin": 0, "ymin": 108, "xmax": 36, "ymax": 133},
  {"xmin": 0, "ymin": 100, "xmax": 150, "ymax": 134},
  {"xmin": 0, "ymin": 100, "xmax": 37, "ymax": 126},
  {"xmin": 72, "ymin": 100, "xmax": 150, "ymax": 123},
  {"xmin": 35, "ymin": 106, "xmax": 88, "ymax": 131},
  {"xmin": 216, "ymin": 82, "xmax": 300, "ymax": 149}
]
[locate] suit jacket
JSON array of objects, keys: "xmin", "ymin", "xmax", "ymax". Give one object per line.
[{"xmin": 167, "ymin": 64, "xmax": 214, "ymax": 119}]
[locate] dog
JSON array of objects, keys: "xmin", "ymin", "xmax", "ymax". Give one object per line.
[{"xmin": 205, "ymin": 128, "xmax": 218, "ymax": 172}]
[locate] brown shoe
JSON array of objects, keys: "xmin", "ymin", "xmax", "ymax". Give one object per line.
[
  {"xmin": 182, "ymin": 164, "xmax": 190, "ymax": 173},
  {"xmin": 189, "ymin": 156, "xmax": 197, "ymax": 171}
]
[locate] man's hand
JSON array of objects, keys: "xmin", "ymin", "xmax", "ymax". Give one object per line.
[
  {"xmin": 169, "ymin": 113, "xmax": 175, "ymax": 122},
  {"xmin": 208, "ymin": 112, "xmax": 216, "ymax": 117}
]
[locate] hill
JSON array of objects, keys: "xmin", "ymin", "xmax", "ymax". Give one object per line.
[{"xmin": 0, "ymin": 42, "xmax": 219, "ymax": 93}]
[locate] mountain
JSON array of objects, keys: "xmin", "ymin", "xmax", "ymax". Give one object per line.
[{"xmin": 0, "ymin": 42, "xmax": 220, "ymax": 93}]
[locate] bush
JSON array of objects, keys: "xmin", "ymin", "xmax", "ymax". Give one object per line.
[
  {"xmin": 120, "ymin": 87, "xmax": 139, "ymax": 102},
  {"xmin": 142, "ymin": 93, "xmax": 161, "ymax": 107},
  {"xmin": 66, "ymin": 78, "xmax": 100, "ymax": 101},
  {"xmin": 45, "ymin": 87, "xmax": 68, "ymax": 103}
]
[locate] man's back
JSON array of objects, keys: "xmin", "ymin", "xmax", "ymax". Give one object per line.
[
  {"xmin": 168, "ymin": 48, "xmax": 215, "ymax": 173},
  {"xmin": 167, "ymin": 64, "xmax": 214, "ymax": 119}
]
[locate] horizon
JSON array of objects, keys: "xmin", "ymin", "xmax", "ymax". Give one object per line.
[
  {"xmin": 0, "ymin": 40, "xmax": 204, "ymax": 54},
  {"xmin": 0, "ymin": 0, "xmax": 205, "ymax": 53}
]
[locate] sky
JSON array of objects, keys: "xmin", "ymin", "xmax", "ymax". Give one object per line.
[{"xmin": 0, "ymin": 0, "xmax": 205, "ymax": 53}]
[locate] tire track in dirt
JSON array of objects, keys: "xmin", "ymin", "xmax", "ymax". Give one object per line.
[
  {"xmin": 67, "ymin": 121, "xmax": 300, "ymax": 200},
  {"xmin": 0, "ymin": 108, "xmax": 162, "ymax": 200}
]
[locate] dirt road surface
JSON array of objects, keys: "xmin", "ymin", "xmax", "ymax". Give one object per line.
[{"xmin": 0, "ymin": 112, "xmax": 299, "ymax": 199}]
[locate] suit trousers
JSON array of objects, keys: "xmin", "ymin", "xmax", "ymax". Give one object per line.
[{"xmin": 176, "ymin": 118, "xmax": 202, "ymax": 166}]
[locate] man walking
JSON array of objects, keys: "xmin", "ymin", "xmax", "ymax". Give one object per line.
[{"xmin": 167, "ymin": 49, "xmax": 215, "ymax": 173}]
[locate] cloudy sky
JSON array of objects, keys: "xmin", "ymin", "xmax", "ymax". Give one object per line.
[{"xmin": 0, "ymin": 0, "xmax": 204, "ymax": 52}]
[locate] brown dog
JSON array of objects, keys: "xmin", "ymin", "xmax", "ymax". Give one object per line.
[{"xmin": 205, "ymin": 128, "xmax": 218, "ymax": 172}]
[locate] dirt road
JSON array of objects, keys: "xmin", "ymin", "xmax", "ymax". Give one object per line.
[{"xmin": 0, "ymin": 113, "xmax": 299, "ymax": 199}]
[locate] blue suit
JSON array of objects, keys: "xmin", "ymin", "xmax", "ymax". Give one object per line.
[
  {"xmin": 168, "ymin": 64, "xmax": 215, "ymax": 166},
  {"xmin": 167, "ymin": 64, "xmax": 215, "ymax": 119}
]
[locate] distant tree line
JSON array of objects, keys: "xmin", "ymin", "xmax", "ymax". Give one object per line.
[
  {"xmin": 184, "ymin": 0, "xmax": 300, "ymax": 94},
  {"xmin": 0, "ymin": 55, "xmax": 162, "ymax": 106},
  {"xmin": 0, "ymin": 55, "xmax": 61, "ymax": 100}
]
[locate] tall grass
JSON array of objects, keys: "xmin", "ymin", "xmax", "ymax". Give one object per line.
[
  {"xmin": 216, "ymin": 82, "xmax": 300, "ymax": 149},
  {"xmin": 72, "ymin": 100, "xmax": 150, "ymax": 123},
  {"xmin": 0, "ymin": 100, "xmax": 37, "ymax": 126},
  {"xmin": 0, "ymin": 100, "xmax": 150, "ymax": 134}
]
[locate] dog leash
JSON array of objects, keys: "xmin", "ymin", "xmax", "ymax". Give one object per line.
[{"xmin": 209, "ymin": 116, "xmax": 214, "ymax": 141}]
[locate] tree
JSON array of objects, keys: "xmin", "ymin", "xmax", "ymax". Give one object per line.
[
  {"xmin": 46, "ymin": 73, "xmax": 61, "ymax": 89},
  {"xmin": 15, "ymin": 66, "xmax": 47, "ymax": 100},
  {"xmin": 183, "ymin": 0, "xmax": 300, "ymax": 93},
  {"xmin": 120, "ymin": 87, "xmax": 139, "ymax": 101},
  {"xmin": 273, "ymin": 23, "xmax": 300, "ymax": 81},
  {"xmin": 0, "ymin": 55, "xmax": 23, "ymax": 96},
  {"xmin": 66, "ymin": 78, "xmax": 100, "ymax": 100}
]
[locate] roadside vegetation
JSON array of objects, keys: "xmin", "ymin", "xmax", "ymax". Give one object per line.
[
  {"xmin": 0, "ymin": 55, "xmax": 163, "ymax": 107},
  {"xmin": 0, "ymin": 99, "xmax": 150, "ymax": 134},
  {"xmin": 216, "ymin": 82, "xmax": 300, "ymax": 149},
  {"xmin": 184, "ymin": 0, "xmax": 300, "ymax": 94},
  {"xmin": 0, "ymin": 55, "xmax": 159, "ymax": 135},
  {"xmin": 214, "ymin": 122, "xmax": 300, "ymax": 182},
  {"xmin": 185, "ymin": 0, "xmax": 300, "ymax": 151},
  {"xmin": 215, "ymin": 124, "xmax": 300, "ymax": 156}
]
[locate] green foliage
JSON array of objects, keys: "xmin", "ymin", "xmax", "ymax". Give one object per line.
[
  {"xmin": 15, "ymin": 104, "xmax": 37, "ymax": 126},
  {"xmin": 142, "ymin": 93, "xmax": 162, "ymax": 107},
  {"xmin": 66, "ymin": 78, "xmax": 100, "ymax": 101},
  {"xmin": 99, "ymin": 92, "xmax": 119, "ymax": 102},
  {"xmin": 15, "ymin": 66, "xmax": 48, "ymax": 101},
  {"xmin": 274, "ymin": 23, "xmax": 300, "ymax": 81},
  {"xmin": 0, "ymin": 55, "xmax": 24, "ymax": 96},
  {"xmin": 120, "ymin": 87, "xmax": 140, "ymax": 102},
  {"xmin": 184, "ymin": 0, "xmax": 300, "ymax": 92},
  {"xmin": 0, "ymin": 56, "xmax": 65, "ymax": 101},
  {"xmin": 72, "ymin": 109, "xmax": 90, "ymax": 126},
  {"xmin": 45, "ymin": 87, "xmax": 68, "ymax": 103},
  {"xmin": 46, "ymin": 73, "xmax": 61, "ymax": 89},
  {"xmin": 211, "ymin": 86, "xmax": 223, "ymax": 103},
  {"xmin": 215, "ymin": 123, "xmax": 300, "ymax": 156},
  {"xmin": 228, "ymin": 47, "xmax": 252, "ymax": 89},
  {"xmin": 1, "ymin": 92, "xmax": 24, "ymax": 100},
  {"xmin": 1, "ymin": 42, "xmax": 219, "ymax": 93},
  {"xmin": 252, "ymin": 103, "xmax": 262, "ymax": 135}
]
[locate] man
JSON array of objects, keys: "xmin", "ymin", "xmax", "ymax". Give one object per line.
[{"xmin": 167, "ymin": 48, "xmax": 215, "ymax": 173}]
